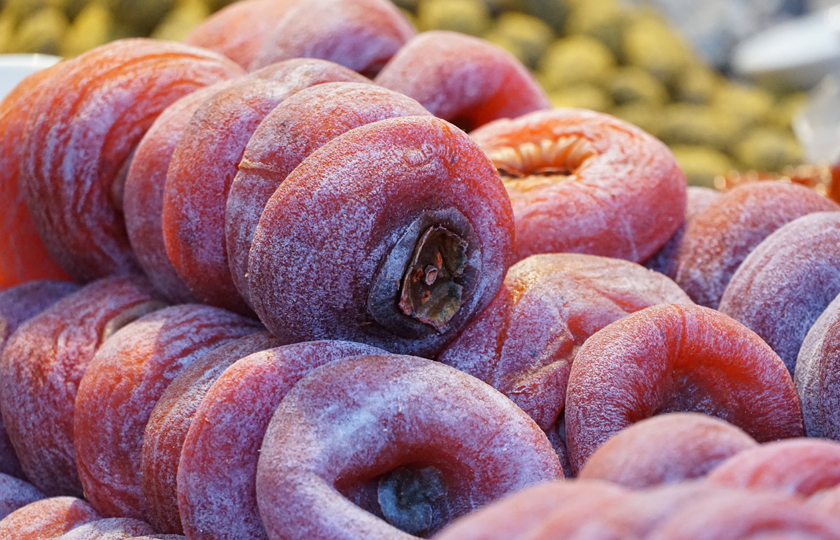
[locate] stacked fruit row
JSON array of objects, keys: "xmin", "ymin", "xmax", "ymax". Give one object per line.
[
  {"xmin": 0, "ymin": 0, "xmax": 808, "ymax": 185},
  {"xmin": 2, "ymin": 0, "xmax": 840, "ymax": 538}
]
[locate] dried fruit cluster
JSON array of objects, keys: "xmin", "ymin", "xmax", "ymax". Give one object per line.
[{"xmin": 0, "ymin": 0, "xmax": 839, "ymax": 538}]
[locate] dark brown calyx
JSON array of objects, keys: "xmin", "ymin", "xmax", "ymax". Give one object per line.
[
  {"xmin": 100, "ymin": 300, "xmax": 168, "ymax": 343},
  {"xmin": 378, "ymin": 466, "xmax": 446, "ymax": 536},
  {"xmin": 485, "ymin": 136, "xmax": 597, "ymax": 183},
  {"xmin": 368, "ymin": 209, "xmax": 481, "ymax": 339},
  {"xmin": 397, "ymin": 226, "xmax": 467, "ymax": 332}
]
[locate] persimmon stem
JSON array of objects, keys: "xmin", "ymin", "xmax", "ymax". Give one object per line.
[{"xmin": 378, "ymin": 466, "xmax": 446, "ymax": 536}]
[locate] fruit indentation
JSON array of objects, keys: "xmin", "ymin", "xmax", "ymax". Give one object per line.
[
  {"xmin": 398, "ymin": 226, "xmax": 467, "ymax": 333},
  {"xmin": 486, "ymin": 136, "xmax": 597, "ymax": 188},
  {"xmin": 377, "ymin": 465, "xmax": 446, "ymax": 536}
]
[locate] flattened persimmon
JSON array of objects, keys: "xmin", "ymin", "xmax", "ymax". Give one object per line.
[
  {"xmin": 706, "ymin": 438, "xmax": 840, "ymax": 497},
  {"xmin": 376, "ymin": 31, "xmax": 549, "ymax": 132},
  {"xmin": 0, "ymin": 497, "xmax": 100, "ymax": 540},
  {"xmin": 644, "ymin": 186, "xmax": 720, "ymax": 279},
  {"xmin": 646, "ymin": 490, "xmax": 840, "ymax": 540},
  {"xmin": 0, "ymin": 276, "xmax": 163, "ymax": 496},
  {"xmin": 437, "ymin": 253, "xmax": 690, "ymax": 462},
  {"xmin": 433, "ymin": 480, "xmax": 625, "ymax": 540},
  {"xmin": 250, "ymin": 0, "xmax": 415, "ymax": 77},
  {"xmin": 53, "ymin": 518, "xmax": 154, "ymax": 539},
  {"xmin": 178, "ymin": 340, "xmax": 384, "ymax": 540},
  {"xmin": 0, "ymin": 280, "xmax": 78, "ymax": 479},
  {"xmin": 255, "ymin": 355, "xmax": 563, "ymax": 539},
  {"xmin": 226, "ymin": 82, "xmax": 430, "ymax": 305},
  {"xmin": 142, "ymin": 332, "xmax": 282, "ymax": 534},
  {"xmin": 565, "ymin": 304, "xmax": 804, "ymax": 475},
  {"xmin": 74, "ymin": 304, "xmax": 260, "ymax": 520},
  {"xmin": 20, "ymin": 39, "xmax": 242, "ymax": 283},
  {"xmin": 719, "ymin": 212, "xmax": 840, "ymax": 375},
  {"xmin": 553, "ymin": 482, "xmax": 733, "ymax": 540},
  {"xmin": 125, "ymin": 82, "xmax": 241, "ymax": 304},
  {"xmin": 248, "ymin": 116, "xmax": 513, "ymax": 357},
  {"xmin": 796, "ymin": 293, "xmax": 840, "ymax": 439},
  {"xmin": 579, "ymin": 413, "xmax": 757, "ymax": 489},
  {"xmin": 0, "ymin": 63, "xmax": 68, "ymax": 290},
  {"xmin": 470, "ymin": 108, "xmax": 686, "ymax": 263},
  {"xmin": 163, "ymin": 62, "xmax": 367, "ymax": 314},
  {"xmin": 183, "ymin": 0, "xmax": 301, "ymax": 70},
  {"xmin": 0, "ymin": 474, "xmax": 44, "ymax": 520},
  {"xmin": 674, "ymin": 182, "xmax": 838, "ymax": 308}
]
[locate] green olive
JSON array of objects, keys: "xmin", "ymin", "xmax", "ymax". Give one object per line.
[
  {"xmin": 610, "ymin": 102, "xmax": 664, "ymax": 138},
  {"xmin": 60, "ymin": 3, "xmax": 114, "ymax": 57},
  {"xmin": 711, "ymin": 82, "xmax": 775, "ymax": 132},
  {"xmin": 5, "ymin": 0, "xmax": 67, "ymax": 20},
  {"xmin": 565, "ymin": 0, "xmax": 628, "ymax": 54},
  {"xmin": 483, "ymin": 0, "xmax": 523, "ymax": 16},
  {"xmin": 734, "ymin": 127, "xmax": 804, "ymax": 172},
  {"xmin": 538, "ymin": 34, "xmax": 616, "ymax": 91},
  {"xmin": 771, "ymin": 92, "xmax": 808, "ymax": 131},
  {"xmin": 416, "ymin": 0, "xmax": 491, "ymax": 36},
  {"xmin": 14, "ymin": 7, "xmax": 68, "ymax": 55},
  {"xmin": 485, "ymin": 11, "xmax": 553, "ymax": 68},
  {"xmin": 392, "ymin": 0, "xmax": 419, "ymax": 10},
  {"xmin": 101, "ymin": 0, "xmax": 176, "ymax": 33},
  {"xmin": 0, "ymin": 10, "xmax": 15, "ymax": 54},
  {"xmin": 670, "ymin": 145, "xmax": 734, "ymax": 188},
  {"xmin": 659, "ymin": 103, "xmax": 740, "ymax": 152},
  {"xmin": 151, "ymin": 0, "xmax": 210, "ymax": 42},
  {"xmin": 549, "ymin": 83, "xmax": 613, "ymax": 112},
  {"xmin": 673, "ymin": 63, "xmax": 721, "ymax": 104},
  {"xmin": 518, "ymin": 0, "xmax": 575, "ymax": 32},
  {"xmin": 622, "ymin": 12, "xmax": 692, "ymax": 85},
  {"xmin": 607, "ymin": 65, "xmax": 667, "ymax": 106}
]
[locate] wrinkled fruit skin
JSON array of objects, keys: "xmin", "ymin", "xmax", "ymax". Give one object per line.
[
  {"xmin": 0, "ymin": 276, "xmax": 163, "ymax": 497},
  {"xmin": 74, "ymin": 304, "xmax": 260, "ymax": 520},
  {"xmin": 578, "ymin": 413, "xmax": 758, "ymax": 489},
  {"xmin": 719, "ymin": 211, "xmax": 840, "ymax": 376},
  {"xmin": 163, "ymin": 60, "xmax": 368, "ymax": 314},
  {"xmin": 644, "ymin": 186, "xmax": 720, "ymax": 279},
  {"xmin": 183, "ymin": 0, "xmax": 302, "ymax": 70},
  {"xmin": 256, "ymin": 354, "xmax": 563, "ymax": 540},
  {"xmin": 142, "ymin": 331, "xmax": 283, "ymax": 534},
  {"xmin": 0, "ymin": 497, "xmax": 100, "ymax": 539},
  {"xmin": 706, "ymin": 438, "xmax": 840, "ymax": 497},
  {"xmin": 565, "ymin": 303, "xmax": 804, "ymax": 475},
  {"xmin": 0, "ymin": 280, "xmax": 79, "ymax": 479},
  {"xmin": 433, "ymin": 480, "xmax": 626, "ymax": 540},
  {"xmin": 437, "ymin": 253, "xmax": 691, "ymax": 458},
  {"xmin": 673, "ymin": 182, "xmax": 839, "ymax": 309},
  {"xmin": 125, "ymin": 80, "xmax": 242, "ymax": 305},
  {"xmin": 0, "ymin": 63, "xmax": 69, "ymax": 290},
  {"xmin": 0, "ymin": 474, "xmax": 45, "ymax": 520},
  {"xmin": 20, "ymin": 38, "xmax": 242, "ymax": 283},
  {"xmin": 376, "ymin": 31, "xmax": 550, "ymax": 132},
  {"xmin": 470, "ymin": 108, "xmax": 686, "ymax": 264},
  {"xmin": 226, "ymin": 81, "xmax": 429, "ymax": 306},
  {"xmin": 177, "ymin": 340, "xmax": 385, "ymax": 540},
  {"xmin": 796, "ymin": 293, "xmax": 840, "ymax": 439},
  {"xmin": 248, "ymin": 115, "xmax": 514, "ymax": 357},
  {"xmin": 250, "ymin": 0, "xmax": 415, "ymax": 77}
]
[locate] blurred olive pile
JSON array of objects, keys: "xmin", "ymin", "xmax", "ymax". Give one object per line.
[
  {"xmin": 0, "ymin": 0, "xmax": 231, "ymax": 59},
  {"xmin": 395, "ymin": 0, "xmax": 807, "ymax": 187},
  {"xmin": 0, "ymin": 0, "xmax": 808, "ymax": 186}
]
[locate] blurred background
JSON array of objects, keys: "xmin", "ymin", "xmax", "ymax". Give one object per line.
[{"xmin": 2, "ymin": 0, "xmax": 840, "ymax": 189}]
